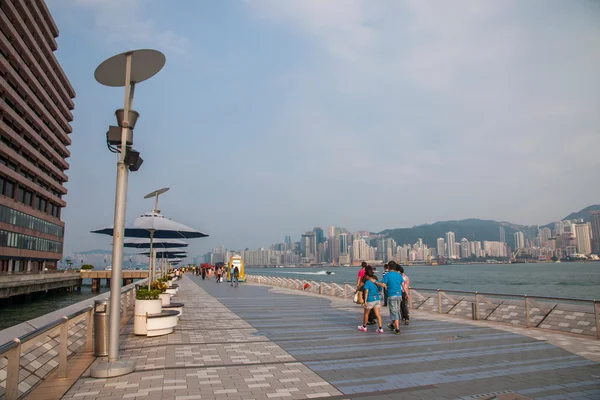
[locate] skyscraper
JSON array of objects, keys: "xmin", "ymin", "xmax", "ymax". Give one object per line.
[
  {"xmin": 339, "ymin": 233, "xmax": 348, "ymax": 255},
  {"xmin": 460, "ymin": 238, "xmax": 470, "ymax": 259},
  {"xmin": 573, "ymin": 223, "xmax": 592, "ymax": 255},
  {"xmin": 591, "ymin": 211, "xmax": 600, "ymax": 254},
  {"xmin": 437, "ymin": 238, "xmax": 445, "ymax": 257},
  {"xmin": 0, "ymin": 1, "xmax": 76, "ymax": 272},
  {"xmin": 313, "ymin": 227, "xmax": 324, "ymax": 245},
  {"xmin": 514, "ymin": 232, "xmax": 525, "ymax": 249},
  {"xmin": 538, "ymin": 227, "xmax": 552, "ymax": 247},
  {"xmin": 446, "ymin": 232, "xmax": 456, "ymax": 258},
  {"xmin": 499, "ymin": 226, "xmax": 506, "ymax": 243}
]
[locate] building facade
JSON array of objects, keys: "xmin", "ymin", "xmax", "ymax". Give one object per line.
[
  {"xmin": 0, "ymin": 0, "xmax": 75, "ymax": 271},
  {"xmin": 591, "ymin": 211, "xmax": 600, "ymax": 255}
]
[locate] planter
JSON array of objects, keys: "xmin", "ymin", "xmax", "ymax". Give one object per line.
[
  {"xmin": 165, "ymin": 288, "xmax": 177, "ymax": 296},
  {"xmin": 134, "ymin": 299, "xmax": 162, "ymax": 335},
  {"xmin": 146, "ymin": 310, "xmax": 179, "ymax": 337},
  {"xmin": 159, "ymin": 293, "xmax": 171, "ymax": 306}
]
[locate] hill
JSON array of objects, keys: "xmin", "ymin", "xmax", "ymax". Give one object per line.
[
  {"xmin": 380, "ymin": 205, "xmax": 600, "ymax": 249},
  {"xmin": 380, "ymin": 219, "xmax": 520, "ymax": 249}
]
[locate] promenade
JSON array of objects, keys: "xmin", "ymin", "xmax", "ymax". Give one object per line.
[{"xmin": 60, "ymin": 275, "xmax": 600, "ymax": 400}]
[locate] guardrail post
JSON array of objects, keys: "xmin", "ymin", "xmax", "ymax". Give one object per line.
[
  {"xmin": 121, "ymin": 293, "xmax": 127, "ymax": 317},
  {"xmin": 408, "ymin": 288, "xmax": 412, "ymax": 309},
  {"xmin": 473, "ymin": 293, "xmax": 480, "ymax": 320},
  {"xmin": 437, "ymin": 290, "xmax": 442, "ymax": 314},
  {"xmin": 86, "ymin": 308, "xmax": 93, "ymax": 352},
  {"xmin": 331, "ymin": 284, "xmax": 335, "ymax": 296},
  {"xmin": 58, "ymin": 316, "xmax": 68, "ymax": 378},
  {"xmin": 525, "ymin": 296, "xmax": 530, "ymax": 328},
  {"xmin": 6, "ymin": 339, "xmax": 21, "ymax": 400},
  {"xmin": 319, "ymin": 284, "xmax": 323, "ymax": 295},
  {"xmin": 343, "ymin": 282, "xmax": 347, "ymax": 298},
  {"xmin": 594, "ymin": 300, "xmax": 600, "ymax": 340}
]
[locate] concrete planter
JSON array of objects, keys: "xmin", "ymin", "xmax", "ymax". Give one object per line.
[
  {"xmin": 134, "ymin": 299, "xmax": 162, "ymax": 335},
  {"xmin": 159, "ymin": 293, "xmax": 171, "ymax": 306},
  {"xmin": 165, "ymin": 288, "xmax": 177, "ymax": 296},
  {"xmin": 146, "ymin": 310, "xmax": 179, "ymax": 337}
]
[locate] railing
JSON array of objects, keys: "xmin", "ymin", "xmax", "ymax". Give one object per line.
[
  {"xmin": 0, "ymin": 270, "xmax": 80, "ymax": 276},
  {"xmin": 246, "ymin": 275, "xmax": 600, "ymax": 340},
  {"xmin": 0, "ymin": 280, "xmax": 144, "ymax": 400}
]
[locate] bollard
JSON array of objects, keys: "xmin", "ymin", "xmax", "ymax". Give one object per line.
[{"xmin": 58, "ymin": 316, "xmax": 69, "ymax": 378}]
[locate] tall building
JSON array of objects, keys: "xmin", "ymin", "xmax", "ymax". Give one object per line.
[
  {"xmin": 591, "ymin": 211, "xmax": 600, "ymax": 254},
  {"xmin": 284, "ymin": 235, "xmax": 292, "ymax": 248},
  {"xmin": 460, "ymin": 238, "xmax": 470, "ymax": 259},
  {"xmin": 437, "ymin": 238, "xmax": 445, "ymax": 257},
  {"xmin": 573, "ymin": 223, "xmax": 592, "ymax": 255},
  {"xmin": 313, "ymin": 227, "xmax": 324, "ymax": 245},
  {"xmin": 0, "ymin": 0, "xmax": 75, "ymax": 272},
  {"xmin": 339, "ymin": 233, "xmax": 348, "ymax": 255},
  {"xmin": 514, "ymin": 232, "xmax": 525, "ymax": 249},
  {"xmin": 538, "ymin": 227, "xmax": 552, "ymax": 247},
  {"xmin": 499, "ymin": 226, "xmax": 506, "ymax": 243},
  {"xmin": 445, "ymin": 232, "xmax": 456, "ymax": 258}
]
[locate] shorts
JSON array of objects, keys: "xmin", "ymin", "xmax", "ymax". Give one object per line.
[
  {"xmin": 388, "ymin": 296, "xmax": 402, "ymax": 321},
  {"xmin": 365, "ymin": 300, "xmax": 381, "ymax": 310}
]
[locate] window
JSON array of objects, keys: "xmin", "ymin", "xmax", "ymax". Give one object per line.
[
  {"xmin": 0, "ymin": 229, "xmax": 62, "ymax": 253},
  {"xmin": 0, "ymin": 204, "xmax": 64, "ymax": 237},
  {"xmin": 4, "ymin": 178, "xmax": 15, "ymax": 198}
]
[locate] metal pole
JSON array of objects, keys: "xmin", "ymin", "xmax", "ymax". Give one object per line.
[
  {"xmin": 108, "ymin": 53, "xmax": 133, "ymax": 362},
  {"xmin": 148, "ymin": 231, "xmax": 155, "ymax": 289}
]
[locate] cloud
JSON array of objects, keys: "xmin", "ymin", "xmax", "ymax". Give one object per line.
[
  {"xmin": 60, "ymin": 0, "xmax": 190, "ymax": 55},
  {"xmin": 243, "ymin": 0, "xmax": 600, "ymax": 225}
]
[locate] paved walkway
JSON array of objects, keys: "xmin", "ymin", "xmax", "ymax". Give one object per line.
[{"xmin": 61, "ymin": 275, "xmax": 600, "ymax": 400}]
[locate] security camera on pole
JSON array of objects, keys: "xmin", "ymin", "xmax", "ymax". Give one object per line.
[{"xmin": 91, "ymin": 49, "xmax": 165, "ymax": 378}]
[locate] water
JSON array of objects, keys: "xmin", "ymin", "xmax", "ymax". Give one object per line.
[
  {"xmin": 0, "ymin": 279, "xmax": 111, "ymax": 331},
  {"xmin": 247, "ymin": 263, "xmax": 600, "ymax": 300}
]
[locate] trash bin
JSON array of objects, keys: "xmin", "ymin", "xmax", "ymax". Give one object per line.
[{"xmin": 93, "ymin": 299, "xmax": 109, "ymax": 356}]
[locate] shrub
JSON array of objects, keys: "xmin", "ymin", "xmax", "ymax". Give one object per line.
[
  {"xmin": 136, "ymin": 288, "xmax": 161, "ymax": 300},
  {"xmin": 150, "ymin": 280, "xmax": 168, "ymax": 293},
  {"xmin": 81, "ymin": 264, "xmax": 94, "ymax": 270}
]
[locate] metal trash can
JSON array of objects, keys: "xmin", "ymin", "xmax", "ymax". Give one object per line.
[{"xmin": 93, "ymin": 299, "xmax": 109, "ymax": 356}]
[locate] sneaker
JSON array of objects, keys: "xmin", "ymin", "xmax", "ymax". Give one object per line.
[
  {"xmin": 358, "ymin": 326, "xmax": 367, "ymax": 332},
  {"xmin": 405, "ymin": 320, "xmax": 410, "ymax": 325},
  {"xmin": 394, "ymin": 329, "xmax": 401, "ymax": 335},
  {"xmin": 387, "ymin": 323, "xmax": 395, "ymax": 331},
  {"xmin": 376, "ymin": 328, "xmax": 384, "ymax": 334}
]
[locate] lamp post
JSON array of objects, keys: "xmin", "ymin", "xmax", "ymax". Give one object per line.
[{"xmin": 92, "ymin": 49, "xmax": 165, "ymax": 378}]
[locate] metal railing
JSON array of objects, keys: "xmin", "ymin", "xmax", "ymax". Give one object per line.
[
  {"xmin": 0, "ymin": 270, "xmax": 80, "ymax": 276},
  {"xmin": 0, "ymin": 280, "xmax": 144, "ymax": 400},
  {"xmin": 246, "ymin": 275, "xmax": 600, "ymax": 340}
]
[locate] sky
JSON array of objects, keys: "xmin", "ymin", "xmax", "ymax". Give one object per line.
[{"xmin": 45, "ymin": 0, "xmax": 600, "ymax": 258}]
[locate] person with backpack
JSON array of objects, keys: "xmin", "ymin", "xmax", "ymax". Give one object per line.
[{"xmin": 357, "ymin": 266, "xmax": 386, "ymax": 333}]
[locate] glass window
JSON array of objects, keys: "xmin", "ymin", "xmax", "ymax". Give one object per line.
[{"xmin": 5, "ymin": 179, "xmax": 14, "ymax": 197}]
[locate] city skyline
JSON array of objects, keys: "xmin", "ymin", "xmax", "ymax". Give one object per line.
[{"xmin": 34, "ymin": 1, "xmax": 600, "ymax": 257}]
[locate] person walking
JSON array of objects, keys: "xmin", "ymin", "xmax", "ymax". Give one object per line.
[
  {"xmin": 398, "ymin": 266, "xmax": 410, "ymax": 325},
  {"xmin": 383, "ymin": 263, "xmax": 404, "ymax": 335},
  {"xmin": 358, "ymin": 266, "xmax": 385, "ymax": 333},
  {"xmin": 201, "ymin": 265, "xmax": 206, "ymax": 280},
  {"xmin": 231, "ymin": 266, "xmax": 239, "ymax": 287},
  {"xmin": 382, "ymin": 263, "xmax": 390, "ymax": 307},
  {"xmin": 356, "ymin": 262, "xmax": 376, "ymax": 325}
]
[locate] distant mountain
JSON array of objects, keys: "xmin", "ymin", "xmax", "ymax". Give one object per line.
[
  {"xmin": 380, "ymin": 219, "xmax": 521, "ymax": 249},
  {"xmin": 560, "ymin": 205, "xmax": 600, "ymax": 223},
  {"xmin": 380, "ymin": 205, "xmax": 600, "ymax": 249}
]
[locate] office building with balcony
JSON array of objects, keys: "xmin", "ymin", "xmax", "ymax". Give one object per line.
[{"xmin": 0, "ymin": 0, "xmax": 75, "ymax": 272}]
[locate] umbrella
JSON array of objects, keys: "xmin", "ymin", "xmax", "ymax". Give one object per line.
[
  {"xmin": 92, "ymin": 212, "xmax": 208, "ymax": 239},
  {"xmin": 140, "ymin": 249, "xmax": 187, "ymax": 258},
  {"xmin": 123, "ymin": 238, "xmax": 189, "ymax": 249},
  {"xmin": 92, "ymin": 212, "xmax": 208, "ymax": 286}
]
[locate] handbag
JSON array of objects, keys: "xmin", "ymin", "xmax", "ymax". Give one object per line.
[{"xmin": 354, "ymin": 290, "xmax": 364, "ymax": 304}]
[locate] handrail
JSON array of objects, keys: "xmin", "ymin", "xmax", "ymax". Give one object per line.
[
  {"xmin": 409, "ymin": 287, "xmax": 595, "ymax": 303},
  {"xmin": 0, "ymin": 279, "xmax": 144, "ymax": 400}
]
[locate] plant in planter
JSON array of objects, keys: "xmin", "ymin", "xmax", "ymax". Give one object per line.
[
  {"xmin": 134, "ymin": 288, "xmax": 162, "ymax": 335},
  {"xmin": 80, "ymin": 264, "xmax": 94, "ymax": 270}
]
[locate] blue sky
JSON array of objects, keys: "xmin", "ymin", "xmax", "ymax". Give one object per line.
[{"xmin": 46, "ymin": 0, "xmax": 600, "ymax": 257}]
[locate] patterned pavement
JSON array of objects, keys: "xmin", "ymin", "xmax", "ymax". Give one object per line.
[{"xmin": 61, "ymin": 275, "xmax": 600, "ymax": 400}]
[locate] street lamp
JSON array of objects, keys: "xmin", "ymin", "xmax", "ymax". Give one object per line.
[{"xmin": 92, "ymin": 49, "xmax": 165, "ymax": 378}]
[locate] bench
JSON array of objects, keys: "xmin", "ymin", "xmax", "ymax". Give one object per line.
[{"xmin": 146, "ymin": 310, "xmax": 179, "ymax": 337}]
